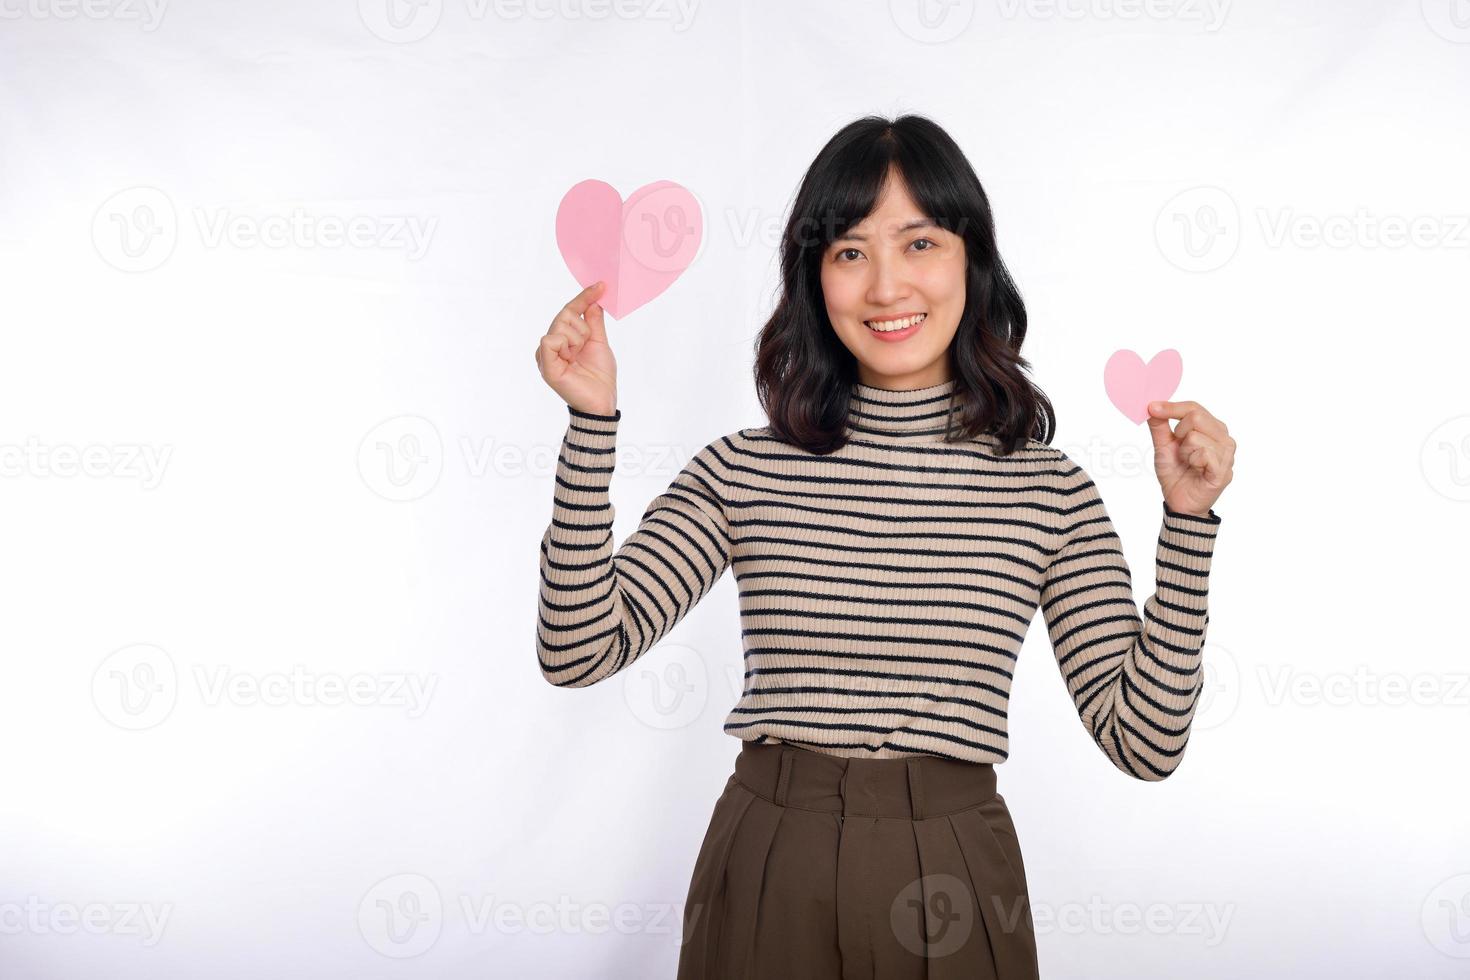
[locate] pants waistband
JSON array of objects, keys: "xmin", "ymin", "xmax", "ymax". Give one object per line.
[{"xmin": 733, "ymin": 740, "xmax": 999, "ymax": 820}]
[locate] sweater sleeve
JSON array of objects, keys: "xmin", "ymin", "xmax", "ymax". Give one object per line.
[
  {"xmin": 536, "ymin": 406, "xmax": 734, "ymax": 688},
  {"xmin": 1038, "ymin": 453, "xmax": 1221, "ymax": 780}
]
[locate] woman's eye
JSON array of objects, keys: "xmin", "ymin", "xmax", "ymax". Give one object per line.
[{"xmin": 835, "ymin": 239, "xmax": 934, "ymax": 262}]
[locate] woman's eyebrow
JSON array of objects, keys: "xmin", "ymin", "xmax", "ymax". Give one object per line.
[{"xmin": 833, "ymin": 218, "xmax": 937, "ymax": 244}]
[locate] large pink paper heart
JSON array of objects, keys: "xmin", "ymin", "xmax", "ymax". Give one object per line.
[
  {"xmin": 1104, "ymin": 348, "xmax": 1182, "ymax": 423},
  {"xmin": 555, "ymin": 178, "xmax": 702, "ymax": 320}
]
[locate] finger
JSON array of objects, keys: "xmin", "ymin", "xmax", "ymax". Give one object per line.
[
  {"xmin": 1186, "ymin": 435, "xmax": 1232, "ymax": 487},
  {"xmin": 1184, "ymin": 445, "xmax": 1207, "ymax": 484},
  {"xmin": 1179, "ymin": 429, "xmax": 1222, "ymax": 455},
  {"xmin": 584, "ymin": 299, "xmax": 607, "ymax": 343},
  {"xmin": 1152, "ymin": 400, "xmax": 1230, "ymax": 445},
  {"xmin": 1188, "ymin": 445, "xmax": 1224, "ymax": 486},
  {"xmin": 1148, "ymin": 399, "xmax": 1198, "ymax": 420},
  {"xmin": 1193, "ymin": 449, "xmax": 1217, "ymax": 487},
  {"xmin": 551, "ymin": 312, "xmax": 589, "ymax": 340},
  {"xmin": 538, "ymin": 333, "xmax": 571, "ymax": 371},
  {"xmin": 1146, "ymin": 412, "xmax": 1175, "ymax": 452},
  {"xmin": 1178, "ymin": 417, "xmax": 1229, "ymax": 444},
  {"xmin": 560, "ymin": 280, "xmax": 606, "ymax": 320},
  {"xmin": 546, "ymin": 318, "xmax": 590, "ymax": 367}
]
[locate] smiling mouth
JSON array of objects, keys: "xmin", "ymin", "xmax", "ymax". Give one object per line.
[{"xmin": 864, "ymin": 312, "xmax": 927, "ymax": 333}]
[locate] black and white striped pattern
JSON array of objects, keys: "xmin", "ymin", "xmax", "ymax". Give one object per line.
[{"xmin": 537, "ymin": 379, "xmax": 1221, "ymax": 779}]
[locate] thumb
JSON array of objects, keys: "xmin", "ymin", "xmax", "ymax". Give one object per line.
[
  {"xmin": 1145, "ymin": 402, "xmax": 1175, "ymax": 450},
  {"xmin": 585, "ymin": 295, "xmax": 608, "ymax": 343}
]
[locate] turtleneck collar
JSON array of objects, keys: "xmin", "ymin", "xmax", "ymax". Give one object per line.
[{"xmin": 845, "ymin": 377, "xmax": 964, "ymax": 442}]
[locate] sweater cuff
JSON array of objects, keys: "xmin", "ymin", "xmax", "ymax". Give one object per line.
[
  {"xmin": 1163, "ymin": 500, "xmax": 1221, "ymax": 525},
  {"xmin": 556, "ymin": 406, "xmax": 620, "ymax": 516},
  {"xmin": 568, "ymin": 405, "xmax": 620, "ymax": 423},
  {"xmin": 1157, "ymin": 500, "xmax": 1219, "ymax": 589},
  {"xmin": 562, "ymin": 406, "xmax": 620, "ymax": 459}
]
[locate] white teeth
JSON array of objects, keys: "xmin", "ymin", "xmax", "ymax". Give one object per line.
[{"xmin": 864, "ymin": 313, "xmax": 926, "ymax": 332}]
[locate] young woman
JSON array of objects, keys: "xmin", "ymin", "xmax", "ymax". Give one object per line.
[{"xmin": 533, "ymin": 114, "xmax": 1234, "ymax": 979}]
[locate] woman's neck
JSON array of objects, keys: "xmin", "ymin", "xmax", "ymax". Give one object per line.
[{"xmin": 845, "ymin": 377, "xmax": 965, "ymax": 444}]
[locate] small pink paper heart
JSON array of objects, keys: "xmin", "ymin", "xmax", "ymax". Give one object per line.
[
  {"xmin": 555, "ymin": 178, "xmax": 702, "ymax": 320},
  {"xmin": 1104, "ymin": 348, "xmax": 1182, "ymax": 423}
]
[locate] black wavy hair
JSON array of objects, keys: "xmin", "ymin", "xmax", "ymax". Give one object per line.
[{"xmin": 753, "ymin": 112, "xmax": 1055, "ymax": 456}]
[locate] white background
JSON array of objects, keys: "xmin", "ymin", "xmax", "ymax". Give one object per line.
[{"xmin": 2, "ymin": 0, "xmax": 1469, "ymax": 977}]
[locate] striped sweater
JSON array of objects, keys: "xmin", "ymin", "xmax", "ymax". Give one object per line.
[{"xmin": 536, "ymin": 378, "xmax": 1221, "ymax": 780}]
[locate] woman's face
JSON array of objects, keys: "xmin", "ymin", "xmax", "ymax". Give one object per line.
[{"xmin": 820, "ymin": 171, "xmax": 967, "ymax": 390}]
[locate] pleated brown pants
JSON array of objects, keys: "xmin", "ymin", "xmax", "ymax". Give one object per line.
[{"xmin": 676, "ymin": 740, "xmax": 1041, "ymax": 979}]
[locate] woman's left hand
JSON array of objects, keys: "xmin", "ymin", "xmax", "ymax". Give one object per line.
[{"xmin": 1146, "ymin": 400, "xmax": 1235, "ymax": 518}]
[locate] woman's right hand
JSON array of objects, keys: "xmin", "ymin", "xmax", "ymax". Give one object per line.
[{"xmin": 535, "ymin": 281, "xmax": 617, "ymax": 416}]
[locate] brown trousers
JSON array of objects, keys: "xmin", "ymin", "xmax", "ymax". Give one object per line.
[{"xmin": 677, "ymin": 741, "xmax": 1041, "ymax": 979}]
